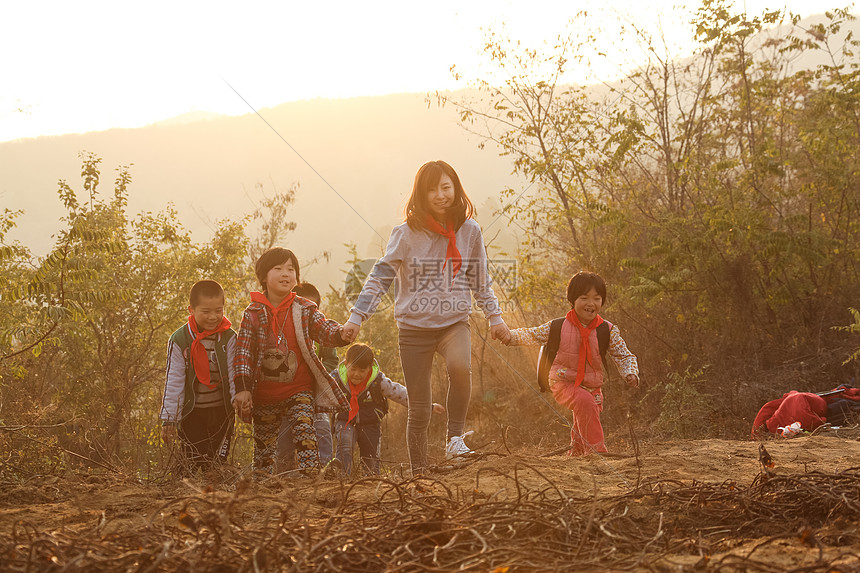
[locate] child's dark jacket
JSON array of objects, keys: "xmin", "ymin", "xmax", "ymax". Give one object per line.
[{"xmin": 332, "ymin": 360, "xmax": 408, "ymax": 426}]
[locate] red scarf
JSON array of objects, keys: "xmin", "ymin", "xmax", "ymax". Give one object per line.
[
  {"xmin": 188, "ymin": 315, "xmax": 232, "ymax": 389},
  {"xmin": 566, "ymin": 310, "xmax": 604, "ymax": 388},
  {"xmin": 347, "ymin": 370, "xmax": 373, "ymax": 425},
  {"xmin": 425, "ymin": 215, "xmax": 462, "ymax": 281},
  {"xmin": 250, "ymin": 291, "xmax": 297, "ymax": 343}
]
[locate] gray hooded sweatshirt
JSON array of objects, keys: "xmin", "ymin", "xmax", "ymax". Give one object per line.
[{"xmin": 348, "ymin": 219, "xmax": 504, "ymax": 330}]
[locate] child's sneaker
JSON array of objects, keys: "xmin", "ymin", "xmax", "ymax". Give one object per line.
[
  {"xmin": 323, "ymin": 458, "xmax": 343, "ymax": 480},
  {"xmin": 445, "ymin": 430, "xmax": 475, "ymax": 460}
]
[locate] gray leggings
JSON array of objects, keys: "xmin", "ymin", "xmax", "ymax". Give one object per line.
[{"xmin": 398, "ymin": 321, "xmax": 471, "ymax": 472}]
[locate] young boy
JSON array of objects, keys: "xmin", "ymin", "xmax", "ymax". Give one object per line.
[
  {"xmin": 333, "ymin": 344, "xmax": 443, "ymax": 476},
  {"xmin": 233, "ymin": 247, "xmax": 350, "ymax": 473},
  {"xmin": 505, "ymin": 271, "xmax": 639, "ymax": 456},
  {"xmin": 276, "ymin": 282, "xmax": 340, "ymax": 470},
  {"xmin": 160, "ymin": 279, "xmax": 237, "ymax": 470}
]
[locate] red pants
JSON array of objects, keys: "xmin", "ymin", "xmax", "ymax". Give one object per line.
[{"xmin": 551, "ymin": 381, "xmax": 607, "ymax": 456}]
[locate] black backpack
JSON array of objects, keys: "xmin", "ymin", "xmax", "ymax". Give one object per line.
[{"xmin": 536, "ymin": 318, "xmax": 611, "ymax": 392}]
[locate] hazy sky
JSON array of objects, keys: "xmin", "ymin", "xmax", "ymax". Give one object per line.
[{"xmin": 0, "ymin": 0, "xmax": 848, "ymax": 142}]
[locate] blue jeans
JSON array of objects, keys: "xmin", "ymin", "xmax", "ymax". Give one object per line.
[
  {"xmin": 334, "ymin": 420, "xmax": 382, "ymax": 475},
  {"xmin": 276, "ymin": 412, "xmax": 333, "ymax": 470}
]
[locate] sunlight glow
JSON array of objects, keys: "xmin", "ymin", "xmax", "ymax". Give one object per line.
[{"xmin": 0, "ymin": 0, "xmax": 845, "ymax": 142}]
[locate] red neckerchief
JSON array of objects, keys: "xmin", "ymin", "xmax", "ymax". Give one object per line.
[
  {"xmin": 250, "ymin": 291, "xmax": 296, "ymax": 343},
  {"xmin": 566, "ymin": 310, "xmax": 604, "ymax": 388},
  {"xmin": 347, "ymin": 370, "xmax": 373, "ymax": 425},
  {"xmin": 424, "ymin": 214, "xmax": 462, "ymax": 281},
  {"xmin": 188, "ymin": 315, "xmax": 232, "ymax": 389}
]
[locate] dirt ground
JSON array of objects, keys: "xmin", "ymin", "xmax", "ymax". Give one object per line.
[{"xmin": 2, "ymin": 430, "xmax": 860, "ymax": 571}]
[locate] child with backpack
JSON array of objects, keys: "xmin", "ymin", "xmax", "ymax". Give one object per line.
[{"xmin": 505, "ymin": 271, "xmax": 639, "ymax": 456}]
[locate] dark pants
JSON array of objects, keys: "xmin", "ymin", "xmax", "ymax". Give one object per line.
[
  {"xmin": 179, "ymin": 406, "xmax": 233, "ymax": 469},
  {"xmin": 334, "ymin": 420, "xmax": 383, "ymax": 475}
]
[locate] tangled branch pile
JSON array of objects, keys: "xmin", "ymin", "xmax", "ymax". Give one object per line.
[{"xmin": 3, "ymin": 464, "xmax": 860, "ymax": 572}]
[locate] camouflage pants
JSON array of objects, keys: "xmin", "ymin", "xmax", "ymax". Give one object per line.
[{"xmin": 252, "ymin": 391, "xmax": 319, "ymax": 471}]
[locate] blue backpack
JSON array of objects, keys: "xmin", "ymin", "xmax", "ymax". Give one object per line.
[{"xmin": 536, "ymin": 318, "xmax": 611, "ymax": 392}]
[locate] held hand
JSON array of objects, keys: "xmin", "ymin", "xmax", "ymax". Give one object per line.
[
  {"xmin": 233, "ymin": 390, "xmax": 253, "ymax": 423},
  {"xmin": 341, "ymin": 322, "xmax": 360, "ymax": 343},
  {"xmin": 161, "ymin": 423, "xmax": 177, "ymax": 445},
  {"xmin": 431, "ymin": 402, "xmax": 445, "ymax": 415},
  {"xmin": 490, "ymin": 322, "xmax": 512, "ymax": 345},
  {"xmin": 626, "ymin": 374, "xmax": 640, "ymax": 388}
]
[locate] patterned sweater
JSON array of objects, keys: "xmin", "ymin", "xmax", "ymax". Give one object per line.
[{"xmin": 234, "ymin": 296, "xmax": 350, "ymax": 413}]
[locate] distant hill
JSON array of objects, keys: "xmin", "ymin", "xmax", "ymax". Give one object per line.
[
  {"xmin": 0, "ymin": 91, "xmax": 524, "ymax": 291},
  {"xmin": 1, "ymin": 13, "xmax": 848, "ymax": 292}
]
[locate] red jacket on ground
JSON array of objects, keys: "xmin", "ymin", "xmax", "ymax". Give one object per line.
[{"xmin": 751, "ymin": 386, "xmax": 860, "ymax": 438}]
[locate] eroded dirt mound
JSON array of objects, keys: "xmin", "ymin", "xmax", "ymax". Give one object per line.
[{"xmin": 1, "ymin": 434, "xmax": 860, "ymax": 571}]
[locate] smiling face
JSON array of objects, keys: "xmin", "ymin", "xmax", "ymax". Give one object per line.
[
  {"xmin": 189, "ymin": 294, "xmax": 225, "ymax": 332},
  {"xmin": 573, "ymin": 287, "xmax": 603, "ymax": 325},
  {"xmin": 426, "ymin": 173, "xmax": 455, "ymax": 221},
  {"xmin": 346, "ymin": 363, "xmax": 372, "ymax": 386},
  {"xmin": 264, "ymin": 259, "xmax": 298, "ymax": 303}
]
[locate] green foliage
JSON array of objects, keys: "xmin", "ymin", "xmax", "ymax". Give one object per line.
[
  {"xmin": 246, "ymin": 181, "xmax": 299, "ymax": 265},
  {"xmin": 0, "ymin": 153, "xmax": 282, "ymax": 478},
  {"xmin": 445, "ymin": 1, "xmax": 860, "ymax": 437},
  {"xmin": 833, "ymin": 308, "xmax": 860, "ymax": 364},
  {"xmin": 647, "ymin": 366, "xmax": 711, "ymax": 439}
]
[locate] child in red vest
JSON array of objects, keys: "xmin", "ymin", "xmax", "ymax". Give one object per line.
[
  {"xmin": 505, "ymin": 271, "xmax": 639, "ymax": 456},
  {"xmin": 233, "ymin": 247, "xmax": 350, "ymax": 474}
]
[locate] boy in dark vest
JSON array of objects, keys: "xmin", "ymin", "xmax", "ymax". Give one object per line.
[
  {"xmin": 505, "ymin": 271, "xmax": 639, "ymax": 456},
  {"xmin": 160, "ymin": 280, "xmax": 240, "ymax": 471},
  {"xmin": 333, "ymin": 344, "xmax": 443, "ymax": 476}
]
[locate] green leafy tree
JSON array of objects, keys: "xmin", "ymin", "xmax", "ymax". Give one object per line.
[
  {"xmin": 445, "ymin": 1, "xmax": 860, "ymax": 437},
  {"xmin": 0, "ymin": 153, "xmax": 255, "ymax": 476}
]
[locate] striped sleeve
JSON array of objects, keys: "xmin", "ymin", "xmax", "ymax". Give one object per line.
[{"xmin": 226, "ymin": 333, "xmax": 238, "ymax": 400}]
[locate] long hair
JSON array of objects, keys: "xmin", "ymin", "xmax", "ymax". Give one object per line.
[{"xmin": 404, "ymin": 160, "xmax": 474, "ymax": 232}]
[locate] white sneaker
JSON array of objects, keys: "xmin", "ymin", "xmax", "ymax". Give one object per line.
[{"xmin": 446, "ymin": 430, "xmax": 475, "ymax": 459}]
